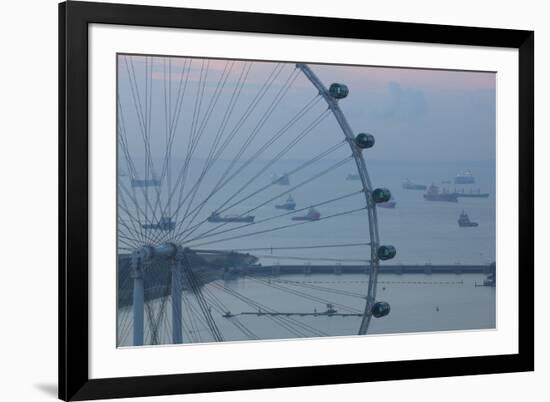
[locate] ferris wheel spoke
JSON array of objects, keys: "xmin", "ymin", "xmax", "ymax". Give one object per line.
[
  {"xmin": 181, "ymin": 64, "xmax": 287, "ymax": 210},
  {"xmin": 206, "ymin": 280, "xmax": 326, "ymax": 337},
  {"xmin": 157, "ymin": 58, "xmax": 193, "ymax": 197},
  {"xmin": 158, "ymin": 59, "xmax": 194, "ymax": 223},
  {"xmin": 123, "ymin": 56, "xmax": 148, "ymax": 138},
  {"xmin": 249, "ymin": 254, "xmax": 370, "ymax": 264},
  {"xmin": 210, "ymin": 64, "xmax": 286, "ymax": 186},
  {"xmin": 171, "ymin": 98, "xmax": 327, "ymax": 243},
  {"xmin": 211, "ymin": 67, "xmax": 298, "ymax": 191},
  {"xmin": 123, "ymin": 56, "xmax": 166, "ymax": 232},
  {"xmin": 118, "ymin": 181, "xmax": 161, "ymax": 244},
  {"xmin": 155, "ymin": 63, "xmax": 287, "ymax": 243},
  {"xmin": 118, "ymin": 174, "xmax": 151, "ymax": 245},
  {"xmin": 172, "ymin": 61, "xmax": 238, "ymax": 239},
  {"xmin": 246, "ymin": 276, "xmax": 361, "ymax": 314},
  {"xmin": 201, "ymin": 286, "xmax": 260, "ymax": 340},
  {"xmin": 157, "ymin": 63, "xmax": 283, "ymax": 238},
  {"xmin": 174, "ymin": 142, "xmax": 347, "ymax": 243},
  {"xmin": 226, "ymin": 241, "xmax": 372, "ymax": 253},
  {"xmin": 185, "ymin": 190, "xmax": 363, "ymax": 245},
  {"xmin": 181, "ymin": 156, "xmax": 352, "ymax": 245},
  {"xmin": 153, "ymin": 63, "xmax": 254, "ymax": 246},
  {"xmin": 155, "ymin": 60, "xmax": 211, "ymax": 242},
  {"xmin": 117, "ymin": 236, "xmax": 142, "ymax": 251},
  {"xmin": 152, "ymin": 61, "xmax": 239, "ymax": 245},
  {"xmin": 118, "ymin": 102, "xmax": 149, "ymax": 244},
  {"xmin": 215, "ymin": 133, "xmax": 340, "ymax": 218},
  {"xmin": 117, "ymin": 217, "xmax": 145, "ymax": 248},
  {"xmin": 207, "ymin": 97, "xmax": 326, "ymax": 215},
  {"xmin": 118, "ymin": 189, "xmax": 145, "ymax": 244},
  {"xmin": 187, "ymin": 206, "xmax": 365, "ymax": 249},
  {"xmin": 206, "ymin": 281, "xmax": 306, "ymax": 337}
]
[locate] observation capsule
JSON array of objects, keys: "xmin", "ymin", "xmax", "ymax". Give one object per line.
[
  {"xmin": 329, "ymin": 83, "xmax": 349, "ymax": 99},
  {"xmin": 371, "ymin": 301, "xmax": 391, "ymax": 318},
  {"xmin": 355, "ymin": 133, "xmax": 375, "ymax": 149},
  {"xmin": 372, "ymin": 188, "xmax": 392, "ymax": 203},
  {"xmin": 377, "ymin": 245, "xmax": 397, "ymax": 261}
]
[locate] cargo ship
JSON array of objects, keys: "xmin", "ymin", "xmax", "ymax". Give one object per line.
[
  {"xmin": 402, "ymin": 179, "xmax": 427, "ymax": 190},
  {"xmin": 292, "ymin": 207, "xmax": 321, "ymax": 221},
  {"xmin": 275, "ymin": 195, "xmax": 296, "ymax": 210},
  {"xmin": 346, "ymin": 173, "xmax": 360, "ymax": 181},
  {"xmin": 272, "ymin": 173, "xmax": 290, "ymax": 185},
  {"xmin": 454, "ymin": 170, "xmax": 475, "ymax": 184},
  {"xmin": 141, "ymin": 216, "xmax": 176, "ymax": 231},
  {"xmin": 378, "ymin": 198, "xmax": 396, "ymax": 209},
  {"xmin": 131, "ymin": 178, "xmax": 161, "ymax": 188},
  {"xmin": 423, "ymin": 184, "xmax": 458, "ymax": 202},
  {"xmin": 207, "ymin": 212, "xmax": 255, "ymax": 223}
]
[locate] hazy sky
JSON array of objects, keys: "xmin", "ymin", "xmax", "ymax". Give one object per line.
[{"xmin": 118, "ymin": 55, "xmax": 496, "ymax": 162}]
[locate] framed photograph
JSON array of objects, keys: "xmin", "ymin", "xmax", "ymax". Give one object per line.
[{"xmin": 59, "ymin": 1, "xmax": 534, "ymax": 400}]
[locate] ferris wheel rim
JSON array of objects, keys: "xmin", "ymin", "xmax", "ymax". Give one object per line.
[{"xmin": 295, "ymin": 63, "xmax": 381, "ymax": 335}]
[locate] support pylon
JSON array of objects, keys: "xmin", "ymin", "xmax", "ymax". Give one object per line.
[
  {"xmin": 131, "ymin": 252, "xmax": 144, "ymax": 346},
  {"xmin": 171, "ymin": 257, "xmax": 183, "ymax": 344}
]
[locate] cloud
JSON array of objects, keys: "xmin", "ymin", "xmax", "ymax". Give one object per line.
[{"xmin": 371, "ymin": 81, "xmax": 427, "ymax": 120}]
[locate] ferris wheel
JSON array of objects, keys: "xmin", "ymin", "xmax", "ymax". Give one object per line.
[{"xmin": 116, "ymin": 55, "xmax": 396, "ymax": 346}]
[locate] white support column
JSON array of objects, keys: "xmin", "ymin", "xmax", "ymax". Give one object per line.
[{"xmin": 171, "ymin": 259, "xmax": 183, "ymax": 344}]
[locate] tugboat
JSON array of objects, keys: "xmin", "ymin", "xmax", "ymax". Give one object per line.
[
  {"xmin": 272, "ymin": 173, "xmax": 290, "ymax": 185},
  {"xmin": 458, "ymin": 211, "xmax": 478, "ymax": 227},
  {"xmin": 454, "ymin": 170, "xmax": 475, "ymax": 184},
  {"xmin": 378, "ymin": 197, "xmax": 396, "ymax": 209},
  {"xmin": 324, "ymin": 303, "xmax": 338, "ymax": 316},
  {"xmin": 141, "ymin": 216, "xmax": 176, "ymax": 231},
  {"xmin": 402, "ymin": 179, "xmax": 427, "ymax": 190},
  {"xmin": 423, "ymin": 184, "xmax": 458, "ymax": 202},
  {"xmin": 207, "ymin": 212, "xmax": 255, "ymax": 223},
  {"xmin": 346, "ymin": 173, "xmax": 360, "ymax": 181},
  {"xmin": 275, "ymin": 195, "xmax": 296, "ymax": 210},
  {"xmin": 456, "ymin": 188, "xmax": 490, "ymax": 198},
  {"xmin": 291, "ymin": 207, "xmax": 321, "ymax": 221}
]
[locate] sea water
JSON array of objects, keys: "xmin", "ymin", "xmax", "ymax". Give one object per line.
[{"xmin": 117, "ymin": 158, "xmax": 496, "ymax": 345}]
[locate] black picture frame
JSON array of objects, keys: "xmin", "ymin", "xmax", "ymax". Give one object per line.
[{"xmin": 59, "ymin": 1, "xmax": 534, "ymax": 400}]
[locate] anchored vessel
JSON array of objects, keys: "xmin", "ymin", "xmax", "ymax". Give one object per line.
[
  {"xmin": 131, "ymin": 178, "xmax": 161, "ymax": 188},
  {"xmin": 378, "ymin": 198, "xmax": 396, "ymax": 209},
  {"xmin": 454, "ymin": 170, "xmax": 475, "ymax": 184},
  {"xmin": 458, "ymin": 211, "xmax": 478, "ymax": 227},
  {"xmin": 141, "ymin": 216, "xmax": 176, "ymax": 231},
  {"xmin": 207, "ymin": 212, "xmax": 255, "ymax": 223},
  {"xmin": 346, "ymin": 173, "xmax": 360, "ymax": 181},
  {"xmin": 424, "ymin": 184, "xmax": 459, "ymax": 202},
  {"xmin": 275, "ymin": 195, "xmax": 296, "ymax": 210},
  {"xmin": 271, "ymin": 173, "xmax": 290, "ymax": 185},
  {"xmin": 402, "ymin": 179, "xmax": 427, "ymax": 190},
  {"xmin": 292, "ymin": 207, "xmax": 321, "ymax": 221}
]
